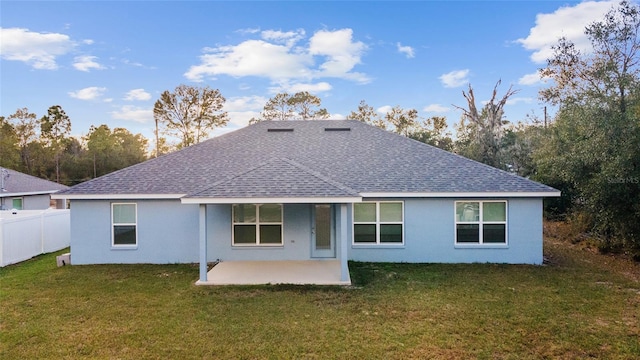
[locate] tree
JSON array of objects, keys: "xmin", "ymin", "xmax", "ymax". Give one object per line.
[
  {"xmin": 153, "ymin": 84, "xmax": 229, "ymax": 149},
  {"xmin": 409, "ymin": 116, "xmax": 454, "ymax": 151},
  {"xmin": 540, "ymin": 0, "xmax": 639, "ymax": 113},
  {"xmin": 249, "ymin": 91, "xmax": 330, "ymax": 123},
  {"xmin": 86, "ymin": 125, "xmax": 148, "ymax": 178},
  {"xmin": 7, "ymin": 108, "xmax": 38, "ymax": 173},
  {"xmin": 453, "ymin": 80, "xmax": 518, "ymax": 168},
  {"xmin": 348, "ymin": 101, "xmax": 453, "ymax": 150},
  {"xmin": 40, "ymin": 105, "xmax": 71, "ymax": 183},
  {"xmin": 535, "ymin": 0, "xmax": 640, "ymax": 250},
  {"xmin": 347, "ymin": 100, "xmax": 386, "ymax": 129},
  {"xmin": 0, "ymin": 116, "xmax": 20, "ymax": 169}
]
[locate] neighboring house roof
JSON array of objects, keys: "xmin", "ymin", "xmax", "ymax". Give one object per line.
[
  {"xmin": 55, "ymin": 120, "xmax": 559, "ymax": 201},
  {"xmin": 0, "ymin": 168, "xmax": 69, "ymax": 198}
]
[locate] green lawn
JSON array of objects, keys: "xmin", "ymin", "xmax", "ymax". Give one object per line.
[{"xmin": 1, "ymin": 225, "xmax": 638, "ymax": 359}]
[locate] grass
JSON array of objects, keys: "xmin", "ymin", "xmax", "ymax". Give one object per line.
[{"xmin": 1, "ymin": 222, "xmax": 638, "ymax": 359}]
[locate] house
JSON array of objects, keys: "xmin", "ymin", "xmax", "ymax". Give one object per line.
[
  {"xmin": 53, "ymin": 120, "xmax": 559, "ymax": 285},
  {"xmin": 0, "ymin": 168, "xmax": 69, "ymax": 210}
]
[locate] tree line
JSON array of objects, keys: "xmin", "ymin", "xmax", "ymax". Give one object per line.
[{"xmin": 0, "ymin": 106, "xmax": 148, "ymax": 185}]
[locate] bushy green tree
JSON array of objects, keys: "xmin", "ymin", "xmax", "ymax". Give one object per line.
[
  {"xmin": 0, "ymin": 116, "xmax": 20, "ymax": 169},
  {"xmin": 535, "ymin": 0, "xmax": 640, "ymax": 250}
]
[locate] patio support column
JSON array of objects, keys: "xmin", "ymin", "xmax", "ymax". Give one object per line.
[
  {"xmin": 198, "ymin": 204, "xmax": 208, "ymax": 283},
  {"xmin": 339, "ymin": 203, "xmax": 349, "ymax": 282}
]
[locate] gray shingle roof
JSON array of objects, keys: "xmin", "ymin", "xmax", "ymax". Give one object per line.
[
  {"xmin": 58, "ymin": 120, "xmax": 558, "ymax": 198},
  {"xmin": 0, "ymin": 168, "xmax": 69, "ymax": 197}
]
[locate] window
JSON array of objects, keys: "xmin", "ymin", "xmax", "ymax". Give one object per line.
[
  {"xmin": 455, "ymin": 201, "xmax": 507, "ymax": 244},
  {"xmin": 12, "ymin": 198, "xmax": 23, "ymax": 210},
  {"xmin": 112, "ymin": 203, "xmax": 137, "ymax": 247},
  {"xmin": 233, "ymin": 204, "xmax": 283, "ymax": 246},
  {"xmin": 353, "ymin": 202, "xmax": 403, "ymax": 244}
]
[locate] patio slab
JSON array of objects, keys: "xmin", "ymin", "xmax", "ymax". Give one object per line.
[{"xmin": 196, "ymin": 260, "xmax": 351, "ymax": 286}]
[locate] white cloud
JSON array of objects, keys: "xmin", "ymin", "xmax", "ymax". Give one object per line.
[
  {"xmin": 68, "ymin": 86, "xmax": 107, "ymax": 100},
  {"xmin": 224, "ymin": 96, "xmax": 268, "ymax": 127},
  {"xmin": 272, "ymin": 81, "xmax": 333, "ymax": 94},
  {"xmin": 423, "ymin": 104, "xmax": 450, "ymax": 113},
  {"xmin": 227, "ymin": 111, "xmax": 261, "ymax": 127},
  {"xmin": 82, "ymin": 39, "xmax": 94, "ymax": 45},
  {"xmin": 309, "ymin": 29, "xmax": 369, "ymax": 83},
  {"xmin": 377, "ymin": 105, "xmax": 393, "ymax": 114},
  {"xmin": 506, "ymin": 97, "xmax": 534, "ymax": 106},
  {"xmin": 124, "ymin": 88, "xmax": 152, "ymax": 101},
  {"xmin": 518, "ymin": 72, "xmax": 543, "ymax": 85},
  {"xmin": 517, "ymin": 0, "xmax": 615, "ymax": 63},
  {"xmin": 73, "ymin": 55, "xmax": 105, "ymax": 72},
  {"xmin": 261, "ymin": 29, "xmax": 305, "ymax": 47},
  {"xmin": 224, "ymin": 95, "xmax": 268, "ymax": 112},
  {"xmin": 237, "ymin": 27, "xmax": 260, "ymax": 35},
  {"xmin": 0, "ymin": 27, "xmax": 75, "ymax": 69},
  {"xmin": 439, "ymin": 69, "xmax": 470, "ymax": 88},
  {"xmin": 397, "ymin": 43, "xmax": 415, "ymax": 58},
  {"xmin": 185, "ymin": 39, "xmax": 312, "ymax": 81},
  {"xmin": 185, "ymin": 28, "xmax": 369, "ymax": 85},
  {"xmin": 111, "ymin": 105, "xmax": 153, "ymax": 123}
]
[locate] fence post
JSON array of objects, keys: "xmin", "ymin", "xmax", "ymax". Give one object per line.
[{"xmin": 41, "ymin": 211, "xmax": 45, "ymax": 254}]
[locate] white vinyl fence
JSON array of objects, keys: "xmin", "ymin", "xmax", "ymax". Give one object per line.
[{"xmin": 0, "ymin": 209, "xmax": 70, "ymax": 267}]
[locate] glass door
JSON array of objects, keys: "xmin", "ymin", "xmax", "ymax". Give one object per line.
[{"xmin": 311, "ymin": 204, "xmax": 335, "ymax": 258}]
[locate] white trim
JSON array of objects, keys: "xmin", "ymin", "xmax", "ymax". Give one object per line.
[
  {"xmin": 53, "ymin": 193, "xmax": 186, "ymax": 200},
  {"xmin": 1, "ymin": 190, "xmax": 60, "ymax": 198},
  {"xmin": 183, "ymin": 196, "xmax": 362, "ymax": 204},
  {"xmin": 454, "ymin": 200, "xmax": 508, "ymax": 245},
  {"xmin": 111, "ymin": 202, "xmax": 138, "ymax": 248},
  {"xmin": 360, "ymin": 191, "xmax": 560, "ymax": 198},
  {"xmin": 352, "ymin": 201, "xmax": 404, "ymax": 245}
]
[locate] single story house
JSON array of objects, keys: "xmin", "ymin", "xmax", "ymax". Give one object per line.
[
  {"xmin": 53, "ymin": 120, "xmax": 559, "ymax": 285},
  {"xmin": 1, "ymin": 168, "xmax": 69, "ymax": 210}
]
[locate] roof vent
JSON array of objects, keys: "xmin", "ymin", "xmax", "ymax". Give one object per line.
[
  {"xmin": 267, "ymin": 128, "xmax": 294, "ymax": 132},
  {"xmin": 324, "ymin": 127, "xmax": 351, "ymax": 132}
]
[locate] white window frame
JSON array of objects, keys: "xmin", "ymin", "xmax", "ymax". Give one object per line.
[
  {"xmin": 454, "ymin": 200, "xmax": 508, "ymax": 245},
  {"xmin": 232, "ymin": 204, "xmax": 283, "ymax": 246},
  {"xmin": 111, "ymin": 203, "xmax": 138, "ymax": 248},
  {"xmin": 352, "ymin": 201, "xmax": 404, "ymax": 245}
]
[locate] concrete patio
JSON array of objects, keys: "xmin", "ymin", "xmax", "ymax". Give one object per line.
[{"xmin": 196, "ymin": 260, "xmax": 351, "ymax": 286}]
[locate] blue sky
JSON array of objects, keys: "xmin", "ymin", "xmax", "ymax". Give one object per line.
[{"xmin": 0, "ymin": 1, "xmax": 623, "ymax": 145}]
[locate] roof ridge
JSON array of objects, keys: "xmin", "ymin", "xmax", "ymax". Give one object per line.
[
  {"xmin": 188, "ymin": 157, "xmax": 279, "ymax": 196},
  {"xmin": 188, "ymin": 157, "xmax": 360, "ymax": 198},
  {"xmin": 279, "ymin": 158, "xmax": 360, "ymax": 196}
]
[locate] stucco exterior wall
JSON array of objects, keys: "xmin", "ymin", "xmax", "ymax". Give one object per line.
[
  {"xmin": 206, "ymin": 204, "xmax": 316, "ymax": 261},
  {"xmin": 69, "ymin": 198, "xmax": 543, "ymax": 265},
  {"xmin": 348, "ymin": 198, "xmax": 543, "ymax": 264},
  {"xmin": 69, "ymin": 200, "xmax": 199, "ymax": 264}
]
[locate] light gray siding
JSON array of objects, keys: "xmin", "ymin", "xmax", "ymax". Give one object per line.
[{"xmin": 22, "ymin": 194, "xmax": 52, "ymax": 210}]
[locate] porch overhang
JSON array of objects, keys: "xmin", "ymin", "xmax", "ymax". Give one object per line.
[{"xmin": 181, "ymin": 196, "xmax": 362, "ymax": 204}]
